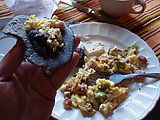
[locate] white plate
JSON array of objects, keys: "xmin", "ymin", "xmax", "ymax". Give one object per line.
[
  {"xmin": 52, "ymin": 22, "xmax": 160, "ymax": 120},
  {"xmin": 0, "ymin": 17, "xmax": 17, "ymax": 61}
]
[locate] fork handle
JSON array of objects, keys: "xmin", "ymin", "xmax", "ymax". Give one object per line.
[
  {"xmin": 127, "ymin": 73, "xmax": 160, "ymax": 79},
  {"xmin": 89, "ymin": 10, "xmax": 123, "ymax": 27}
]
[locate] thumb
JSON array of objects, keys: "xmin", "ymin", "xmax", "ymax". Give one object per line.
[
  {"xmin": 0, "ymin": 40, "xmax": 24, "ymax": 76},
  {"xmin": 50, "ymin": 52, "xmax": 80, "ymax": 89}
]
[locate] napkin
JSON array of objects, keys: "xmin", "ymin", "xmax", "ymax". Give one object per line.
[{"xmin": 4, "ymin": 0, "xmax": 60, "ymax": 18}]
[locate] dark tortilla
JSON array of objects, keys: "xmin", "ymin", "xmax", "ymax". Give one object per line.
[
  {"xmin": 3, "ymin": 15, "xmax": 75, "ymax": 70},
  {"xmin": 75, "ymin": 48, "xmax": 85, "ymax": 67}
]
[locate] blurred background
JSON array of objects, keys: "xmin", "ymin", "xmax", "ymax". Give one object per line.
[{"xmin": 4, "ymin": 0, "xmax": 59, "ymax": 17}]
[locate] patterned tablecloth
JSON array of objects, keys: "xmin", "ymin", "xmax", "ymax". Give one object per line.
[
  {"xmin": 0, "ymin": 0, "xmax": 13, "ymax": 18},
  {"xmin": 0, "ymin": 0, "xmax": 160, "ymax": 120}
]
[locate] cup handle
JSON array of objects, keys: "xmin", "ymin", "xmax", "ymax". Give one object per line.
[{"xmin": 130, "ymin": 0, "xmax": 146, "ymax": 14}]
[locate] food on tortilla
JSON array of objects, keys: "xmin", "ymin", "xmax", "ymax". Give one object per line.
[
  {"xmin": 3, "ymin": 15, "xmax": 75, "ymax": 70},
  {"xmin": 24, "ymin": 15, "xmax": 64, "ymax": 53}
]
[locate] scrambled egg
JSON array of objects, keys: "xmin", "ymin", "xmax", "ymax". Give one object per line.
[
  {"xmin": 60, "ymin": 44, "xmax": 148, "ymax": 117},
  {"xmin": 24, "ymin": 15, "xmax": 64, "ymax": 52}
]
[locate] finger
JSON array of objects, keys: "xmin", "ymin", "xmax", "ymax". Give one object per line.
[
  {"xmin": 50, "ymin": 52, "xmax": 80, "ymax": 89},
  {"xmin": 74, "ymin": 35, "xmax": 80, "ymax": 50},
  {"xmin": 0, "ymin": 41, "xmax": 24, "ymax": 76},
  {"xmin": 49, "ymin": 116, "xmax": 56, "ymax": 120},
  {"xmin": 15, "ymin": 61, "xmax": 56, "ymax": 101}
]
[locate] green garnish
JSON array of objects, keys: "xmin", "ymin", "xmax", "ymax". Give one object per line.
[
  {"xmin": 94, "ymin": 91, "xmax": 106, "ymax": 103},
  {"xmin": 60, "ymin": 6, "xmax": 74, "ymax": 12},
  {"xmin": 125, "ymin": 44, "xmax": 139, "ymax": 55},
  {"xmin": 60, "ymin": 0, "xmax": 90, "ymax": 12},
  {"xmin": 117, "ymin": 62, "xmax": 125, "ymax": 69},
  {"xmin": 78, "ymin": 0, "xmax": 89, "ymax": 4},
  {"xmin": 114, "ymin": 56, "xmax": 126, "ymax": 69}
]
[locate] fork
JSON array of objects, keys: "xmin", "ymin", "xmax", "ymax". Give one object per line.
[{"xmin": 109, "ymin": 73, "xmax": 160, "ymax": 84}]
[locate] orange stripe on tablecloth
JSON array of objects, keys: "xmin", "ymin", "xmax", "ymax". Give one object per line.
[
  {"xmin": 145, "ymin": 0, "xmax": 154, "ymax": 3},
  {"xmin": 153, "ymin": 43, "xmax": 160, "ymax": 50},
  {"xmin": 141, "ymin": 26, "xmax": 160, "ymax": 41},
  {"xmin": 68, "ymin": 13, "xmax": 93, "ymax": 22},
  {"xmin": 153, "ymin": 44, "xmax": 160, "ymax": 57},
  {"xmin": 134, "ymin": 0, "xmax": 154, "ymax": 9},
  {"xmin": 121, "ymin": 5, "xmax": 160, "ymax": 27},
  {"xmin": 145, "ymin": 29, "xmax": 160, "ymax": 42},
  {"xmin": 130, "ymin": 13, "xmax": 160, "ymax": 34},
  {"xmin": 145, "ymin": 39, "xmax": 160, "ymax": 57},
  {"xmin": 154, "ymin": 46, "xmax": 160, "ymax": 53},
  {"xmin": 133, "ymin": 21, "xmax": 160, "ymax": 54},
  {"xmin": 62, "ymin": 6, "xmax": 100, "ymax": 22},
  {"xmin": 143, "ymin": 29, "xmax": 160, "ymax": 55},
  {"xmin": 127, "ymin": 11, "xmax": 160, "ymax": 32},
  {"xmin": 82, "ymin": 0, "xmax": 100, "ymax": 9},
  {"xmin": 141, "ymin": 13, "xmax": 160, "ymax": 30},
  {"xmin": 0, "ymin": 14, "xmax": 13, "ymax": 18},
  {"xmin": 117, "ymin": 0, "xmax": 160, "ymax": 25},
  {"xmin": 66, "ymin": 13, "xmax": 87, "ymax": 22},
  {"xmin": 140, "ymin": 22, "xmax": 160, "ymax": 40},
  {"xmin": 121, "ymin": 8, "xmax": 160, "ymax": 30},
  {"xmin": 56, "ymin": 8, "xmax": 84, "ymax": 21},
  {"xmin": 0, "ymin": 5, "xmax": 8, "ymax": 11},
  {"xmin": 77, "ymin": 16, "xmax": 92, "ymax": 22},
  {"xmin": 0, "ymin": 0, "xmax": 7, "ymax": 8},
  {"xmin": 155, "ymin": 49, "xmax": 160, "ymax": 57},
  {"xmin": 122, "ymin": 5, "xmax": 160, "ymax": 29},
  {"xmin": 132, "ymin": 17, "xmax": 160, "ymax": 38},
  {"xmin": 79, "ymin": 16, "xmax": 98, "ymax": 22},
  {"xmin": 138, "ymin": 17, "xmax": 160, "ymax": 36},
  {"xmin": 55, "ymin": 0, "xmax": 100, "ymax": 22},
  {"xmin": 0, "ymin": 9, "xmax": 11, "ymax": 14},
  {"xmin": 0, "ymin": 0, "xmax": 5, "ymax": 4},
  {"xmin": 55, "ymin": 0, "xmax": 100, "ymax": 16},
  {"xmin": 0, "ymin": 0, "xmax": 14, "ymax": 18},
  {"xmin": 0, "ymin": 12, "xmax": 14, "ymax": 18},
  {"xmin": 145, "ymin": 29, "xmax": 160, "ymax": 43}
]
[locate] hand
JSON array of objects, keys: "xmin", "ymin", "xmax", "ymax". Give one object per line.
[{"xmin": 0, "ymin": 36, "xmax": 80, "ymax": 120}]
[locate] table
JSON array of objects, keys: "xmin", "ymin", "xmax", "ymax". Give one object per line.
[{"xmin": 0, "ymin": 0, "xmax": 160, "ymax": 119}]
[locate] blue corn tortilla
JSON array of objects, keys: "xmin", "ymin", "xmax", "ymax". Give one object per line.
[{"xmin": 3, "ymin": 15, "xmax": 75, "ymax": 70}]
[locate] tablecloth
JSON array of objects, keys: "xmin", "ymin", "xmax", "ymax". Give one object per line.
[{"xmin": 0, "ymin": 0, "xmax": 13, "ymax": 18}]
